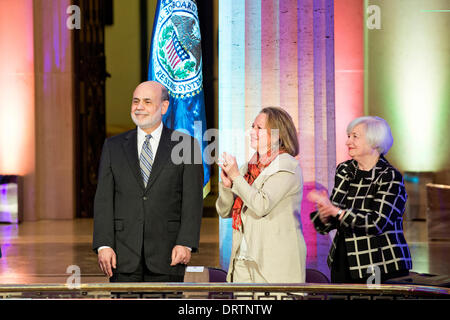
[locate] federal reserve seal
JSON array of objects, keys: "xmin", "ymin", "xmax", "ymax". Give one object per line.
[{"xmin": 151, "ymin": 0, "xmax": 203, "ymax": 98}]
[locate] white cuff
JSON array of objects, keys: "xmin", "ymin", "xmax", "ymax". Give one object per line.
[{"xmin": 97, "ymin": 246, "xmax": 111, "ymax": 252}]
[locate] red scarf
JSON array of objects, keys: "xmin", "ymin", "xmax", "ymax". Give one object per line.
[{"xmin": 231, "ymin": 150, "xmax": 285, "ymax": 231}]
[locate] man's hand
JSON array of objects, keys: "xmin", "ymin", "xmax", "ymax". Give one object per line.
[
  {"xmin": 97, "ymin": 247, "xmax": 116, "ymax": 277},
  {"xmin": 170, "ymin": 245, "xmax": 191, "ymax": 266}
]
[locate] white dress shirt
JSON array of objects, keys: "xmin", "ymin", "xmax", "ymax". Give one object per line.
[{"xmin": 137, "ymin": 122, "xmax": 163, "ymax": 161}]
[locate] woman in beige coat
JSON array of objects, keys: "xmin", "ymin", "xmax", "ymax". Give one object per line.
[{"xmin": 216, "ymin": 107, "xmax": 306, "ymax": 283}]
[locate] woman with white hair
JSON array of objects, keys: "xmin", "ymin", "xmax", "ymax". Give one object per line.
[{"xmin": 309, "ymin": 116, "xmax": 412, "ymax": 283}]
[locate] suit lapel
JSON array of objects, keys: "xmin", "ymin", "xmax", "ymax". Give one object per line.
[
  {"xmin": 144, "ymin": 126, "xmax": 173, "ymax": 192},
  {"xmin": 123, "ymin": 129, "xmax": 146, "ymax": 190}
]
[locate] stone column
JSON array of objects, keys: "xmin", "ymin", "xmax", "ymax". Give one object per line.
[
  {"xmin": 297, "ymin": 0, "xmax": 336, "ymax": 276},
  {"xmin": 218, "ymin": 0, "xmax": 337, "ymax": 276},
  {"xmin": 33, "ymin": 0, "xmax": 75, "ymax": 220}
]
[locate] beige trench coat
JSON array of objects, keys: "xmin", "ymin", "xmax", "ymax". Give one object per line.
[{"xmin": 216, "ymin": 153, "xmax": 306, "ymax": 283}]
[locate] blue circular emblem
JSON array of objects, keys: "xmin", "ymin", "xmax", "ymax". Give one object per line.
[{"xmin": 152, "ymin": 1, "xmax": 203, "ymax": 98}]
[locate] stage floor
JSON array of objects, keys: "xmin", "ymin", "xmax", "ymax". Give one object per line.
[{"xmin": 0, "ymin": 218, "xmax": 449, "ymax": 284}]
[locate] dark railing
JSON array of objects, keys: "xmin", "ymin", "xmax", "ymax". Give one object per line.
[{"xmin": 0, "ymin": 283, "xmax": 449, "ymax": 300}]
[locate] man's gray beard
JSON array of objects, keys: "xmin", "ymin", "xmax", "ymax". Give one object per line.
[{"xmin": 131, "ymin": 112, "xmax": 157, "ymax": 130}]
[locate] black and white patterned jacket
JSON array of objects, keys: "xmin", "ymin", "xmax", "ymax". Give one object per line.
[{"xmin": 310, "ymin": 155, "xmax": 412, "ymax": 279}]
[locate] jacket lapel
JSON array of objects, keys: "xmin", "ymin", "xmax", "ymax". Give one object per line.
[
  {"xmin": 252, "ymin": 154, "xmax": 296, "ymax": 189},
  {"xmin": 144, "ymin": 126, "xmax": 172, "ymax": 192},
  {"xmin": 123, "ymin": 129, "xmax": 146, "ymax": 190}
]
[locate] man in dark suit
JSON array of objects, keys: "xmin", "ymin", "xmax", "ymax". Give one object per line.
[{"xmin": 93, "ymin": 81, "xmax": 203, "ymax": 282}]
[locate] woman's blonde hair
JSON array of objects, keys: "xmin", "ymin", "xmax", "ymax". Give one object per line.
[{"xmin": 260, "ymin": 107, "xmax": 299, "ymax": 157}]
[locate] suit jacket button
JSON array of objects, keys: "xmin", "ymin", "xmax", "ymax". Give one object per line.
[{"xmin": 143, "ymin": 196, "xmax": 148, "ymax": 201}]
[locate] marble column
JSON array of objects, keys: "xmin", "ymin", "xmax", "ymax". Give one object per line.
[
  {"xmin": 334, "ymin": 0, "xmax": 364, "ymax": 164},
  {"xmin": 33, "ymin": 0, "xmax": 75, "ymax": 220},
  {"xmin": 218, "ymin": 0, "xmax": 337, "ymax": 277}
]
